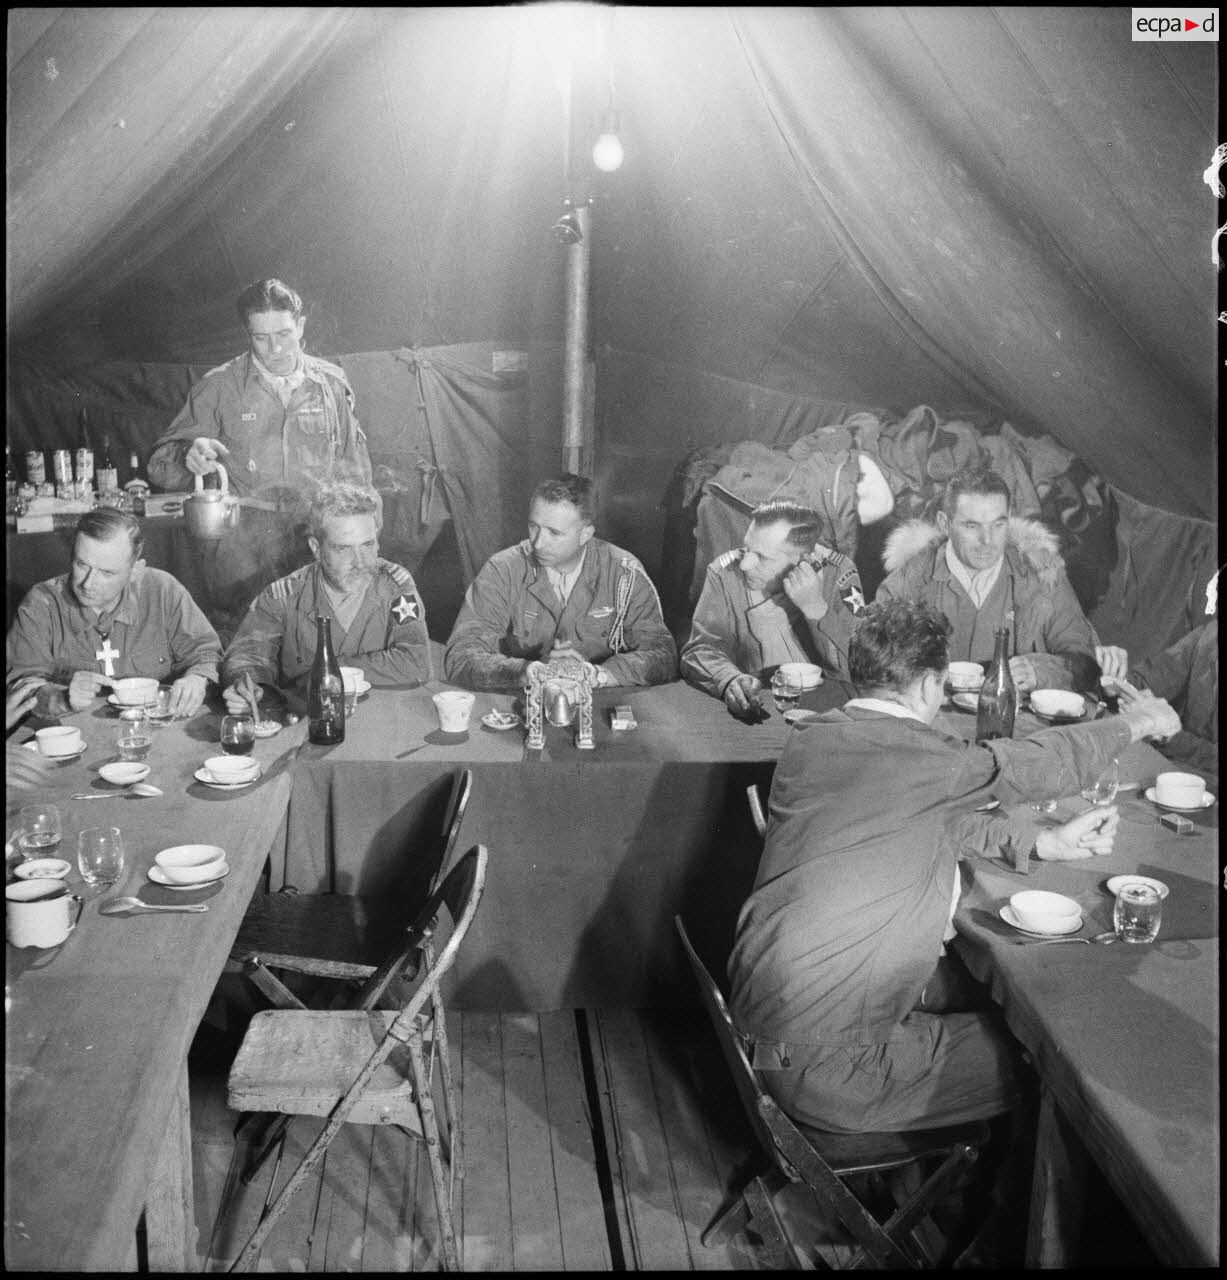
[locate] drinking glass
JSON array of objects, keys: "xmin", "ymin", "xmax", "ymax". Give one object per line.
[
  {"xmin": 145, "ymin": 685, "xmax": 175, "ymax": 729},
  {"xmin": 1114, "ymin": 882, "xmax": 1161, "ymax": 943},
  {"xmin": 1080, "ymin": 758, "xmax": 1118, "ymax": 806},
  {"xmin": 77, "ymin": 826, "xmax": 125, "ymax": 888},
  {"xmin": 220, "ymin": 714, "xmax": 255, "ymax": 756},
  {"xmin": 18, "ymin": 804, "xmax": 62, "ymax": 860},
  {"xmin": 770, "ymin": 670, "xmax": 802, "ymax": 714},
  {"xmin": 116, "ymin": 723, "xmax": 152, "ymax": 762}
]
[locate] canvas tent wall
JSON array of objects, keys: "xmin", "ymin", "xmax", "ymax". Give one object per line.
[{"xmin": 7, "ymin": 7, "xmax": 1218, "ymax": 653}]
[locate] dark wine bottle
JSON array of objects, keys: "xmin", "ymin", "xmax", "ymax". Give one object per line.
[
  {"xmin": 307, "ymin": 614, "xmax": 346, "ymax": 745},
  {"xmin": 975, "ymin": 627, "xmax": 1016, "ymax": 742},
  {"xmin": 124, "ymin": 451, "xmax": 148, "ymax": 515},
  {"xmin": 96, "ymin": 433, "xmax": 119, "ymax": 493},
  {"xmin": 4, "ymin": 442, "xmax": 16, "ymax": 497}
]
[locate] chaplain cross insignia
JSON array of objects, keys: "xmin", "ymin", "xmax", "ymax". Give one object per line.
[
  {"xmin": 391, "ymin": 595, "xmax": 419, "ymax": 624},
  {"xmin": 95, "ymin": 636, "xmax": 120, "ymax": 676}
]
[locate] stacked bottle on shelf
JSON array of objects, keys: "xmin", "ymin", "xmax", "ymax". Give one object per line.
[{"xmin": 10, "ymin": 414, "xmax": 151, "ymax": 518}]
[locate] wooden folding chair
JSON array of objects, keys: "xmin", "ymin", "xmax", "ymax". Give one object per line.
[
  {"xmin": 746, "ymin": 782, "xmax": 768, "ymax": 838},
  {"xmin": 225, "ymin": 844, "xmax": 488, "ymax": 1273},
  {"xmin": 674, "ymin": 915, "xmax": 988, "ymax": 1269}
]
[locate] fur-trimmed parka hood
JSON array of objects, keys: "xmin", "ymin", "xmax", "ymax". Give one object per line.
[{"xmin": 883, "ymin": 517, "xmax": 1065, "ymax": 588}]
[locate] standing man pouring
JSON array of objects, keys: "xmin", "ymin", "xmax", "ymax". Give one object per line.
[
  {"xmin": 147, "ymin": 278, "xmax": 372, "ymax": 623},
  {"xmin": 444, "ymin": 474, "xmax": 677, "ymax": 691}
]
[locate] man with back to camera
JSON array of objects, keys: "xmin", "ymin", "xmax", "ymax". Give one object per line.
[
  {"xmin": 146, "ymin": 277, "xmax": 372, "ymax": 625},
  {"xmin": 681, "ymin": 499, "xmax": 864, "ymax": 715},
  {"xmin": 876, "ymin": 466, "xmax": 1098, "ymax": 694},
  {"xmin": 444, "ymin": 473, "xmax": 677, "ymax": 691},
  {"xmin": 6, "ymin": 507, "xmax": 221, "ymax": 720},
  {"xmin": 220, "ymin": 481, "xmax": 430, "ymax": 713},
  {"xmin": 728, "ymin": 597, "xmax": 1180, "ymax": 1139}
]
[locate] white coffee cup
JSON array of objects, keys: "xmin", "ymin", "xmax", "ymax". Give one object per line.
[
  {"xmin": 432, "ymin": 690, "xmax": 475, "ymax": 733},
  {"xmin": 6, "ymin": 878, "xmax": 83, "ymax": 948},
  {"xmin": 340, "ymin": 666, "xmax": 365, "ymax": 693},
  {"xmin": 1154, "ymin": 771, "xmax": 1205, "ymax": 808},
  {"xmin": 34, "ymin": 726, "xmax": 84, "ymax": 757}
]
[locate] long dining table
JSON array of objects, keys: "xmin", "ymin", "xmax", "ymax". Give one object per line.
[
  {"xmin": 5, "ymin": 702, "xmax": 304, "ymax": 1272},
  {"xmin": 951, "ymin": 750, "xmax": 1219, "ymax": 1267},
  {"xmin": 5, "ymin": 674, "xmax": 1219, "ymax": 1269}
]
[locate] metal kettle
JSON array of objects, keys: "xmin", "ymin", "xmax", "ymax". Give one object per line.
[
  {"xmin": 183, "ymin": 463, "xmax": 240, "ymax": 540},
  {"xmin": 544, "ymin": 682, "xmax": 575, "ymax": 726}
]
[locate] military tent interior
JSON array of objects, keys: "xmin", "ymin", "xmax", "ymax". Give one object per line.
[{"xmin": 6, "ymin": 5, "xmax": 1219, "ymax": 656}]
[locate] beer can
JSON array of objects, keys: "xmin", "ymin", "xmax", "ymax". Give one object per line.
[
  {"xmin": 75, "ymin": 447, "xmax": 95, "ymax": 486},
  {"xmin": 26, "ymin": 450, "xmax": 46, "ymax": 486},
  {"xmin": 53, "ymin": 449, "xmax": 73, "ymax": 489}
]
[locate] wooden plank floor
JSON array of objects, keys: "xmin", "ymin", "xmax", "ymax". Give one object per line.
[{"xmin": 189, "ymin": 1007, "xmax": 780, "ymax": 1271}]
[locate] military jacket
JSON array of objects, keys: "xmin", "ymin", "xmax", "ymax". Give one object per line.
[
  {"xmin": 7, "ymin": 565, "xmax": 221, "ymax": 707},
  {"xmin": 147, "ymin": 351, "xmax": 371, "ymax": 499},
  {"xmin": 221, "ymin": 559, "xmax": 430, "ymax": 690},
  {"xmin": 444, "ymin": 538, "xmax": 677, "ymax": 691},
  {"xmin": 680, "ymin": 546, "xmax": 863, "ymax": 697}
]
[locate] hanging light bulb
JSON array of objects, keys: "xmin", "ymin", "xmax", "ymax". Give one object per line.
[{"xmin": 592, "ymin": 110, "xmax": 624, "ymax": 172}]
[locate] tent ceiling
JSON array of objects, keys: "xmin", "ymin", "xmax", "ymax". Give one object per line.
[{"xmin": 6, "ymin": 6, "xmax": 1218, "ymax": 519}]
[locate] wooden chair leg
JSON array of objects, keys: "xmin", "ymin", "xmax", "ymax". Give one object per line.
[
  {"xmin": 407, "ymin": 1032, "xmax": 460, "ymax": 1271},
  {"xmin": 240, "ymin": 1115, "xmax": 292, "ymax": 1186},
  {"xmin": 702, "ymin": 1165, "xmax": 789, "ymax": 1246},
  {"xmin": 744, "ymin": 1174, "xmax": 803, "ymax": 1268},
  {"xmin": 430, "ymin": 990, "xmax": 461, "ymax": 1180}
]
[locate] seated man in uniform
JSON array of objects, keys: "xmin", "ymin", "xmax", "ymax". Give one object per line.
[
  {"xmin": 876, "ymin": 466, "xmax": 1098, "ymax": 693},
  {"xmin": 680, "ymin": 500, "xmax": 864, "ymax": 715},
  {"xmin": 221, "ymin": 481, "xmax": 429, "ymax": 713},
  {"xmin": 6, "ymin": 508, "xmax": 220, "ymax": 720},
  {"xmin": 147, "ymin": 277, "xmax": 372, "ymax": 627},
  {"xmin": 728, "ymin": 598, "xmax": 1179, "ymax": 1137},
  {"xmin": 444, "ymin": 473, "xmax": 677, "ymax": 691},
  {"xmin": 1095, "ymin": 568, "xmax": 1219, "ymax": 779}
]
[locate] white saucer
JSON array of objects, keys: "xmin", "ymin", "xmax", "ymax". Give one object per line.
[
  {"xmin": 1031, "ymin": 708, "xmax": 1087, "ymax": 725},
  {"xmin": 251, "ymin": 720, "xmax": 283, "ymax": 738},
  {"xmin": 148, "ymin": 863, "xmax": 230, "ymax": 889},
  {"xmin": 480, "ymin": 711, "xmax": 521, "ymax": 730},
  {"xmin": 108, "ymin": 694, "xmax": 156, "ymax": 709},
  {"xmin": 782, "ymin": 709, "xmax": 820, "ymax": 725},
  {"xmin": 999, "ymin": 905, "xmax": 1084, "ymax": 937},
  {"xmin": 1105, "ymin": 874, "xmax": 1169, "ymax": 900},
  {"xmin": 1144, "ymin": 786, "xmax": 1215, "ymax": 811},
  {"xmin": 24, "ymin": 741, "xmax": 86, "ymax": 760},
  {"xmin": 949, "ymin": 692, "xmax": 978, "ymax": 712},
  {"xmin": 194, "ymin": 765, "xmax": 262, "ymax": 789}
]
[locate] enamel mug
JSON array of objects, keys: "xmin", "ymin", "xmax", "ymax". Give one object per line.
[{"xmin": 6, "ymin": 878, "xmax": 83, "ymax": 948}]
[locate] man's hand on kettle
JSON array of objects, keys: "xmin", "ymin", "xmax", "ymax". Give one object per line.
[{"xmin": 185, "ymin": 437, "xmax": 231, "ymax": 476}]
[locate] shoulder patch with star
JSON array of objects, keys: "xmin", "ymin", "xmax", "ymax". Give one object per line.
[{"xmin": 390, "ymin": 594, "xmax": 420, "ymax": 625}]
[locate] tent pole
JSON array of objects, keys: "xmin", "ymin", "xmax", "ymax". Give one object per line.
[{"xmin": 561, "ymin": 202, "xmax": 592, "ymax": 478}]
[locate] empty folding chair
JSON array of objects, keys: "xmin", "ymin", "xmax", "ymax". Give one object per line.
[
  {"xmin": 674, "ymin": 915, "xmax": 988, "ymax": 1269},
  {"xmin": 225, "ymin": 844, "xmax": 488, "ymax": 1272}
]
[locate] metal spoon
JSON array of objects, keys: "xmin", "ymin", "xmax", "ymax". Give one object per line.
[
  {"xmin": 1018, "ymin": 931, "xmax": 1118, "ymax": 946},
  {"xmin": 99, "ymin": 897, "xmax": 209, "ymax": 915},
  {"xmin": 70, "ymin": 783, "xmax": 163, "ymax": 799}
]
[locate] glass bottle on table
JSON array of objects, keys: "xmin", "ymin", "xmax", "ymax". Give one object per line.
[
  {"xmin": 124, "ymin": 451, "xmax": 147, "ymax": 516},
  {"xmin": 307, "ymin": 614, "xmax": 346, "ymax": 745},
  {"xmin": 96, "ymin": 433, "xmax": 119, "ymax": 495},
  {"xmin": 975, "ymin": 627, "xmax": 1016, "ymax": 742},
  {"xmin": 5, "ymin": 442, "xmax": 16, "ymax": 499}
]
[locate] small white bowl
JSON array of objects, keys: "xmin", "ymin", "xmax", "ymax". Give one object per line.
[
  {"xmin": 14, "ymin": 858, "xmax": 72, "ymax": 880},
  {"xmin": 1010, "ymin": 889, "xmax": 1081, "ymax": 933},
  {"xmin": 777, "ymin": 662, "xmax": 823, "ymax": 690},
  {"xmin": 111, "ymin": 677, "xmax": 160, "ymax": 706},
  {"xmin": 203, "ymin": 755, "xmax": 259, "ymax": 783},
  {"xmin": 99, "ymin": 761, "xmax": 151, "ymax": 786},
  {"xmin": 154, "ymin": 844, "xmax": 228, "ymax": 885},
  {"xmin": 340, "ymin": 666, "xmax": 365, "ymax": 692},
  {"xmin": 1029, "ymin": 689, "xmax": 1085, "ymax": 719},
  {"xmin": 947, "ymin": 661, "xmax": 984, "ymax": 690}
]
